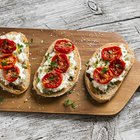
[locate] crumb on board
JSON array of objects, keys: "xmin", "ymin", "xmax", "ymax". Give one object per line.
[{"xmin": 40, "ymin": 40, "xmax": 44, "ymax": 44}]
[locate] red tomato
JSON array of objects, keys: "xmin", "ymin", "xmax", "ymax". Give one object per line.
[
  {"xmin": 0, "ymin": 54, "xmax": 16, "ymax": 69},
  {"xmin": 93, "ymin": 67, "xmax": 113, "ymax": 84},
  {"xmin": 101, "ymin": 46, "xmax": 122, "ymax": 61},
  {"xmin": 4, "ymin": 66, "xmax": 20, "ymax": 82},
  {"xmin": 42, "ymin": 71, "xmax": 63, "ymax": 89},
  {"xmin": 51, "ymin": 54, "xmax": 70, "ymax": 73},
  {"xmin": 0, "ymin": 39, "xmax": 16, "ymax": 54},
  {"xmin": 54, "ymin": 39, "xmax": 75, "ymax": 54},
  {"xmin": 109, "ymin": 58, "xmax": 125, "ymax": 76}
]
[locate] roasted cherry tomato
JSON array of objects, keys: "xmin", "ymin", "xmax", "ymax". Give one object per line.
[
  {"xmin": 93, "ymin": 67, "xmax": 113, "ymax": 84},
  {"xmin": 0, "ymin": 39, "xmax": 16, "ymax": 54},
  {"xmin": 51, "ymin": 54, "xmax": 70, "ymax": 73},
  {"xmin": 54, "ymin": 39, "xmax": 75, "ymax": 54},
  {"xmin": 42, "ymin": 71, "xmax": 63, "ymax": 88},
  {"xmin": 101, "ymin": 46, "xmax": 122, "ymax": 61},
  {"xmin": 4, "ymin": 66, "xmax": 20, "ymax": 82},
  {"xmin": 109, "ymin": 58, "xmax": 125, "ymax": 76},
  {"xmin": 0, "ymin": 54, "xmax": 16, "ymax": 69}
]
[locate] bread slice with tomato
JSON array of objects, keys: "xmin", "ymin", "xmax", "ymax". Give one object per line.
[
  {"xmin": 0, "ymin": 32, "xmax": 30, "ymax": 94},
  {"xmin": 85, "ymin": 43, "xmax": 135, "ymax": 103},
  {"xmin": 33, "ymin": 38, "xmax": 81, "ymax": 97}
]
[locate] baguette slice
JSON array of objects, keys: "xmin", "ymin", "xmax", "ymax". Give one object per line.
[
  {"xmin": 33, "ymin": 38, "xmax": 81, "ymax": 97},
  {"xmin": 85, "ymin": 43, "xmax": 135, "ymax": 103},
  {"xmin": 0, "ymin": 32, "xmax": 30, "ymax": 94}
]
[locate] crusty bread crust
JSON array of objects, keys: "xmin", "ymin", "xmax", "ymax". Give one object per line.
[
  {"xmin": 85, "ymin": 43, "xmax": 135, "ymax": 103},
  {"xmin": 33, "ymin": 38, "xmax": 81, "ymax": 97},
  {"xmin": 0, "ymin": 32, "xmax": 30, "ymax": 94}
]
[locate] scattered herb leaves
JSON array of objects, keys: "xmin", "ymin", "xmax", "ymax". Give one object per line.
[{"xmin": 63, "ymin": 99, "xmax": 77, "ymax": 109}]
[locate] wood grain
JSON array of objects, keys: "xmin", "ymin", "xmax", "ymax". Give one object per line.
[{"xmin": 0, "ymin": 0, "xmax": 140, "ymax": 140}]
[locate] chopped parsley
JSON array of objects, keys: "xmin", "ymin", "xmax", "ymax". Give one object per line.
[
  {"xmin": 67, "ymin": 90, "xmax": 73, "ymax": 94},
  {"xmin": 49, "ymin": 61, "xmax": 58, "ymax": 69},
  {"xmin": 1, "ymin": 61, "xmax": 7, "ymax": 66},
  {"xmin": 22, "ymin": 63, "xmax": 27, "ymax": 69},
  {"xmin": 101, "ymin": 67, "xmax": 108, "ymax": 74},
  {"xmin": 63, "ymin": 99, "xmax": 78, "ymax": 109},
  {"xmin": 24, "ymin": 38, "xmax": 33, "ymax": 46},
  {"xmin": 17, "ymin": 43, "xmax": 24, "ymax": 53},
  {"xmin": 49, "ymin": 76, "xmax": 54, "ymax": 81}
]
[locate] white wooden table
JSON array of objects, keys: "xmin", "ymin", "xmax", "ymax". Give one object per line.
[{"xmin": 0, "ymin": 0, "xmax": 140, "ymax": 140}]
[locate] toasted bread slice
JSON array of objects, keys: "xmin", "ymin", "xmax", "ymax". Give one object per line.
[
  {"xmin": 0, "ymin": 32, "xmax": 30, "ymax": 94},
  {"xmin": 33, "ymin": 38, "xmax": 81, "ymax": 97},
  {"xmin": 85, "ymin": 43, "xmax": 135, "ymax": 103}
]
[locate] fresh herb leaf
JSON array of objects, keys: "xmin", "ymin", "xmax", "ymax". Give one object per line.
[
  {"xmin": 63, "ymin": 99, "xmax": 73, "ymax": 106},
  {"xmin": 101, "ymin": 67, "xmax": 108, "ymax": 74},
  {"xmin": 24, "ymin": 38, "xmax": 33, "ymax": 46},
  {"xmin": 45, "ymin": 53, "xmax": 50, "ymax": 60},
  {"xmin": 49, "ymin": 76, "xmax": 54, "ymax": 81},
  {"xmin": 1, "ymin": 61, "xmax": 7, "ymax": 66},
  {"xmin": 71, "ymin": 103, "xmax": 78, "ymax": 109},
  {"xmin": 67, "ymin": 90, "xmax": 73, "ymax": 94},
  {"xmin": 22, "ymin": 63, "xmax": 27, "ymax": 69},
  {"xmin": 63, "ymin": 99, "xmax": 77, "ymax": 109},
  {"xmin": 17, "ymin": 43, "xmax": 24, "ymax": 53},
  {"xmin": 50, "ymin": 61, "xmax": 58, "ymax": 68}
]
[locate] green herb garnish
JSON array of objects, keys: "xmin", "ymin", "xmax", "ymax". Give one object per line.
[
  {"xmin": 24, "ymin": 38, "xmax": 33, "ymax": 46},
  {"xmin": 67, "ymin": 90, "xmax": 73, "ymax": 94},
  {"xmin": 1, "ymin": 61, "xmax": 7, "ymax": 66},
  {"xmin": 63, "ymin": 99, "xmax": 73, "ymax": 106},
  {"xmin": 17, "ymin": 43, "xmax": 24, "ymax": 53},
  {"xmin": 50, "ymin": 61, "xmax": 58, "ymax": 68},
  {"xmin": 22, "ymin": 64, "xmax": 27, "ymax": 69},
  {"xmin": 101, "ymin": 67, "xmax": 108, "ymax": 74},
  {"xmin": 71, "ymin": 103, "xmax": 78, "ymax": 109},
  {"xmin": 63, "ymin": 99, "xmax": 77, "ymax": 109}
]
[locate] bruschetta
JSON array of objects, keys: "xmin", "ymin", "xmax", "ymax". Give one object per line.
[
  {"xmin": 85, "ymin": 43, "xmax": 135, "ymax": 103},
  {"xmin": 33, "ymin": 38, "xmax": 81, "ymax": 97},
  {"xmin": 0, "ymin": 32, "xmax": 30, "ymax": 94}
]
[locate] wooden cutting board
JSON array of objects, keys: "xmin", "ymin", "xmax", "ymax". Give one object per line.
[{"xmin": 0, "ymin": 27, "xmax": 139, "ymax": 115}]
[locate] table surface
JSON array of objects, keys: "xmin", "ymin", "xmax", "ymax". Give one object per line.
[{"xmin": 0, "ymin": 0, "xmax": 140, "ymax": 140}]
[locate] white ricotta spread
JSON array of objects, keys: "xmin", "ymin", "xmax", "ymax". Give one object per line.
[
  {"xmin": 0, "ymin": 34, "xmax": 28, "ymax": 85},
  {"xmin": 86, "ymin": 44, "xmax": 132, "ymax": 92},
  {"xmin": 36, "ymin": 51, "xmax": 77, "ymax": 93}
]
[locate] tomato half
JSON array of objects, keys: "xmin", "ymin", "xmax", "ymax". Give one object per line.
[
  {"xmin": 54, "ymin": 39, "xmax": 75, "ymax": 54},
  {"xmin": 93, "ymin": 67, "xmax": 113, "ymax": 84},
  {"xmin": 51, "ymin": 54, "xmax": 70, "ymax": 73},
  {"xmin": 109, "ymin": 58, "xmax": 125, "ymax": 76},
  {"xmin": 0, "ymin": 54, "xmax": 16, "ymax": 69},
  {"xmin": 42, "ymin": 71, "xmax": 63, "ymax": 89},
  {"xmin": 101, "ymin": 46, "xmax": 122, "ymax": 61},
  {"xmin": 4, "ymin": 66, "xmax": 20, "ymax": 82},
  {"xmin": 0, "ymin": 39, "xmax": 16, "ymax": 54}
]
